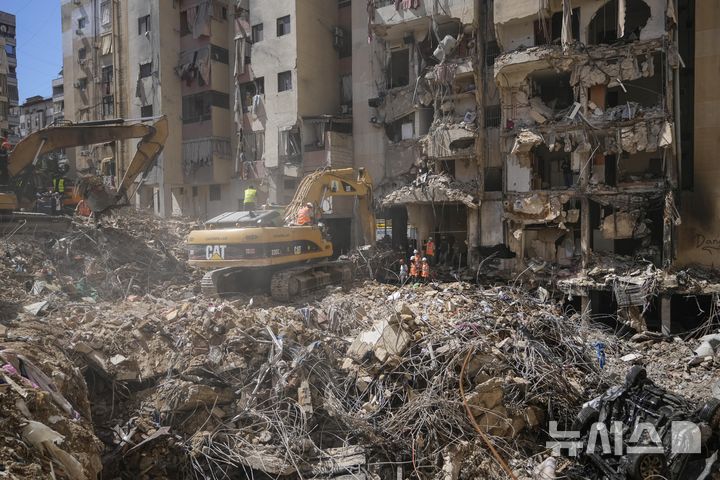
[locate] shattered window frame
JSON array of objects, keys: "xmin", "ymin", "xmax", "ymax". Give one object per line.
[
  {"xmin": 140, "ymin": 104, "xmax": 153, "ymax": 118},
  {"xmin": 138, "ymin": 15, "xmax": 150, "ymax": 36},
  {"xmin": 102, "ymin": 95, "xmax": 114, "ymax": 117},
  {"xmin": 278, "ymin": 127, "xmax": 301, "ymax": 163},
  {"xmin": 139, "ymin": 62, "xmax": 153, "ymax": 79},
  {"xmin": 388, "ymin": 48, "xmax": 410, "ymax": 89},
  {"xmin": 252, "ymin": 23, "xmax": 263, "ymax": 43},
  {"xmin": 278, "ymin": 70, "xmax": 292, "ymax": 92},
  {"xmin": 276, "ymin": 15, "xmax": 291, "ymax": 37}
]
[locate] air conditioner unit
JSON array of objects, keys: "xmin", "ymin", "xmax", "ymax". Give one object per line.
[{"xmin": 73, "ymin": 81, "xmax": 81, "ymax": 88}]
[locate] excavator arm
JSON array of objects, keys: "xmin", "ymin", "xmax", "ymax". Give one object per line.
[
  {"xmin": 9, "ymin": 116, "xmax": 168, "ymax": 212},
  {"xmin": 284, "ymin": 168, "xmax": 376, "ymax": 246}
]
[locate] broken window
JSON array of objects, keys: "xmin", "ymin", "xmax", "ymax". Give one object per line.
[
  {"xmin": 141, "ymin": 104, "xmax": 153, "ymax": 118},
  {"xmin": 278, "ymin": 71, "xmax": 292, "ymax": 92},
  {"xmin": 279, "ymin": 127, "xmax": 301, "ymax": 163},
  {"xmin": 528, "ymin": 70, "xmax": 574, "ymax": 117},
  {"xmin": 101, "ymin": 65, "xmax": 113, "ymax": 95},
  {"xmin": 304, "ymin": 122, "xmax": 326, "ymax": 151},
  {"xmin": 534, "ymin": 8, "xmax": 579, "ymax": 45},
  {"xmin": 210, "ymin": 45, "xmax": 229, "ymax": 64},
  {"xmin": 617, "ymin": 152, "xmax": 663, "ymax": 184},
  {"xmin": 602, "ymin": 54, "xmax": 663, "ymax": 109},
  {"xmin": 277, "ymin": 15, "xmax": 290, "ymax": 37},
  {"xmin": 252, "ymin": 23, "xmax": 263, "ymax": 43},
  {"xmin": 139, "ymin": 62, "xmax": 153, "ymax": 78},
  {"xmin": 588, "ymin": 0, "xmax": 651, "ymax": 45},
  {"xmin": 388, "ymin": 49, "xmax": 409, "ymax": 89},
  {"xmin": 138, "ymin": 15, "xmax": 150, "ymax": 35},
  {"xmin": 384, "ymin": 113, "xmax": 414, "ymax": 143},
  {"xmin": 532, "ymin": 145, "xmax": 573, "ymax": 189},
  {"xmin": 78, "ymin": 48, "xmax": 86, "ymax": 61},
  {"xmin": 438, "ymin": 159, "xmax": 456, "ymax": 178},
  {"xmin": 4, "ymin": 44, "xmax": 15, "ymax": 58},
  {"xmin": 78, "ymin": 17, "xmax": 87, "ymax": 30},
  {"xmin": 239, "ymin": 78, "xmax": 264, "ymax": 113},
  {"xmin": 102, "ymin": 95, "xmax": 114, "ymax": 117},
  {"xmin": 243, "ymin": 131, "xmax": 264, "ymax": 163},
  {"xmin": 101, "ymin": 1, "xmax": 111, "ymax": 26},
  {"xmin": 182, "ymin": 93, "xmax": 211, "ymax": 124}
]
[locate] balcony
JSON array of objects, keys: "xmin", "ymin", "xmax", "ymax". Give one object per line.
[{"xmin": 372, "ymin": 0, "xmax": 475, "ymax": 36}]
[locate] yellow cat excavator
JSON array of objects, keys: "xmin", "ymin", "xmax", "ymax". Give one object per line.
[
  {"xmin": 186, "ymin": 168, "xmax": 376, "ymax": 300},
  {"xmin": 0, "ymin": 116, "xmax": 168, "ymax": 223}
]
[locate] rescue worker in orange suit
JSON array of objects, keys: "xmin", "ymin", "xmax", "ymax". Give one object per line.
[
  {"xmin": 409, "ymin": 255, "xmax": 418, "ymax": 282},
  {"xmin": 296, "ymin": 202, "xmax": 314, "ymax": 225},
  {"xmin": 425, "ymin": 237, "xmax": 436, "ymax": 265},
  {"xmin": 421, "ymin": 257, "xmax": 431, "ymax": 283}
]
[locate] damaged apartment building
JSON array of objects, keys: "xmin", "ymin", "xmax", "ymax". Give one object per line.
[
  {"xmin": 61, "ymin": 0, "xmax": 353, "ymax": 227},
  {"xmin": 354, "ymin": 0, "xmax": 491, "ymax": 264},
  {"xmin": 493, "ymin": 0, "xmax": 714, "ymax": 333}
]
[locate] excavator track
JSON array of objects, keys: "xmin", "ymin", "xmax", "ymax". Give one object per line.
[
  {"xmin": 199, "ymin": 261, "xmax": 353, "ymax": 300},
  {"xmin": 270, "ymin": 262, "xmax": 352, "ymax": 302}
]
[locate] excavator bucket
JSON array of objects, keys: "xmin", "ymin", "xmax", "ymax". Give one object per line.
[{"xmin": 74, "ymin": 117, "xmax": 169, "ymax": 213}]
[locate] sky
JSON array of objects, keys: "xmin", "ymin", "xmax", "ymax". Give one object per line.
[{"xmin": 2, "ymin": 0, "xmax": 62, "ymax": 103}]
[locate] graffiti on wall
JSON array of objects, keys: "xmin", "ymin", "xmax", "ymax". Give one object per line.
[{"xmin": 695, "ymin": 234, "xmax": 720, "ymax": 255}]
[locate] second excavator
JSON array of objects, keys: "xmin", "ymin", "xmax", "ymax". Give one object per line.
[
  {"xmin": 0, "ymin": 116, "xmax": 168, "ymax": 224},
  {"xmin": 186, "ymin": 168, "xmax": 376, "ymax": 300}
]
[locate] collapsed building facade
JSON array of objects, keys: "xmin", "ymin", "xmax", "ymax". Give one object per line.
[
  {"xmin": 352, "ymin": 0, "xmax": 720, "ymax": 335},
  {"xmin": 353, "ymin": 0, "xmax": 490, "ymax": 265},
  {"xmin": 492, "ymin": 0, "xmax": 714, "ymax": 334}
]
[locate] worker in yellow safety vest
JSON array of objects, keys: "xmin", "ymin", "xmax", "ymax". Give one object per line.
[
  {"xmin": 243, "ymin": 185, "xmax": 257, "ymax": 211},
  {"xmin": 297, "ymin": 202, "xmax": 314, "ymax": 225},
  {"xmin": 53, "ymin": 177, "xmax": 65, "ymax": 194}
]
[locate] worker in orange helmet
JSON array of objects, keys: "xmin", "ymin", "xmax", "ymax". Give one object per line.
[
  {"xmin": 421, "ymin": 257, "xmax": 431, "ymax": 283},
  {"xmin": 296, "ymin": 202, "xmax": 314, "ymax": 225}
]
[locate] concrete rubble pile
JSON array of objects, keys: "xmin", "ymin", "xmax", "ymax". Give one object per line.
[{"xmin": 2, "ymin": 212, "xmax": 720, "ymax": 479}]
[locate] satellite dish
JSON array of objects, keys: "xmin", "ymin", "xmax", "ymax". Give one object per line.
[{"xmin": 0, "ymin": 25, "xmax": 7, "ymax": 33}]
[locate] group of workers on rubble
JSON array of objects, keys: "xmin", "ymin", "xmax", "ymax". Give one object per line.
[{"xmin": 400, "ymin": 239, "xmax": 434, "ymax": 284}]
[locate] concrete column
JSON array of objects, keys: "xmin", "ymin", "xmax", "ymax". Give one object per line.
[
  {"xmin": 467, "ymin": 207, "xmax": 480, "ymax": 267},
  {"xmin": 661, "ymin": 296, "xmax": 672, "ymax": 336}
]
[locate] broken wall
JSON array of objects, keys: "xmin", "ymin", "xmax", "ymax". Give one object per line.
[{"xmin": 677, "ymin": 1, "xmax": 720, "ymax": 267}]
